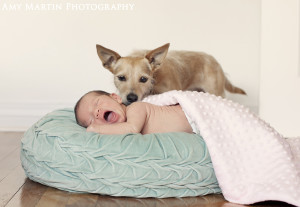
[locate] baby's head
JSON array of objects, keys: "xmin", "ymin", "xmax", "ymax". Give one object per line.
[{"xmin": 74, "ymin": 90, "xmax": 127, "ymax": 128}]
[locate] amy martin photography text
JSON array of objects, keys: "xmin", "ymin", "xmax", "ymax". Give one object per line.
[{"xmin": 1, "ymin": 3, "xmax": 135, "ymax": 11}]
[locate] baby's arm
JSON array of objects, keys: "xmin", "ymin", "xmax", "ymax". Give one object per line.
[{"xmin": 87, "ymin": 102, "xmax": 147, "ymax": 134}]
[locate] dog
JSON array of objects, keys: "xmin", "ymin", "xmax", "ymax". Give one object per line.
[{"xmin": 96, "ymin": 43, "xmax": 246, "ymax": 105}]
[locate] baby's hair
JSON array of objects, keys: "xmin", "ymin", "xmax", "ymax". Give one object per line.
[{"xmin": 74, "ymin": 90, "xmax": 110, "ymax": 126}]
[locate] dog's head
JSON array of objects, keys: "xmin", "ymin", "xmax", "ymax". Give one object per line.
[{"xmin": 96, "ymin": 43, "xmax": 170, "ymax": 105}]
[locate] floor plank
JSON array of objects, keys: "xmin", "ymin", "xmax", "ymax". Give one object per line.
[
  {"xmin": 0, "ymin": 148, "xmax": 21, "ymax": 181},
  {"xmin": 0, "ymin": 165, "xmax": 26, "ymax": 207},
  {"xmin": 5, "ymin": 179, "xmax": 48, "ymax": 207},
  {"xmin": 0, "ymin": 132, "xmax": 23, "ymax": 160},
  {"xmin": 65, "ymin": 193, "xmax": 98, "ymax": 207},
  {"xmin": 35, "ymin": 187, "xmax": 71, "ymax": 207},
  {"xmin": 94, "ymin": 195, "xmax": 228, "ymax": 207}
]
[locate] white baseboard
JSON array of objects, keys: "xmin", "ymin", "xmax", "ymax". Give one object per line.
[{"xmin": 0, "ymin": 101, "xmax": 73, "ymax": 131}]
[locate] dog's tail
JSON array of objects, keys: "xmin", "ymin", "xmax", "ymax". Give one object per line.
[{"xmin": 225, "ymin": 77, "xmax": 247, "ymax": 95}]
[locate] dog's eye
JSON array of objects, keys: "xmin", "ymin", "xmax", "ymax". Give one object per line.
[
  {"xmin": 118, "ymin": 76, "xmax": 126, "ymax": 81},
  {"xmin": 139, "ymin": 76, "xmax": 148, "ymax": 83}
]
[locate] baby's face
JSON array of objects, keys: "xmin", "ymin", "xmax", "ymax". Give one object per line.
[{"xmin": 76, "ymin": 92, "xmax": 127, "ymax": 128}]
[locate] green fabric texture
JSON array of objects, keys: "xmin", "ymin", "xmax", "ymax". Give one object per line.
[{"xmin": 21, "ymin": 108, "xmax": 221, "ymax": 197}]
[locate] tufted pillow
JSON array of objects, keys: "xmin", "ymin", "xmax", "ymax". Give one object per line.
[{"xmin": 21, "ymin": 108, "xmax": 221, "ymax": 197}]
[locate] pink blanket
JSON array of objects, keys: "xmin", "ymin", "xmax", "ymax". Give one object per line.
[{"xmin": 143, "ymin": 90, "xmax": 300, "ymax": 206}]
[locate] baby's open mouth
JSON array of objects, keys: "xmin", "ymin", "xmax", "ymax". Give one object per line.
[{"xmin": 104, "ymin": 111, "xmax": 112, "ymax": 121}]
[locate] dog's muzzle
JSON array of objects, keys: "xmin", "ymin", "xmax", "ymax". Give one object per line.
[{"xmin": 126, "ymin": 93, "xmax": 138, "ymax": 104}]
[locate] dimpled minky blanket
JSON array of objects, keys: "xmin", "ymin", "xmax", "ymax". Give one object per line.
[{"xmin": 143, "ymin": 90, "xmax": 300, "ymax": 206}]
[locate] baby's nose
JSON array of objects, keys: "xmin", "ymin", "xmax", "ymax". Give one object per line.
[{"xmin": 95, "ymin": 109, "xmax": 100, "ymax": 119}]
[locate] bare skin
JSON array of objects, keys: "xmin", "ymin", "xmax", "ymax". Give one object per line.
[{"xmin": 76, "ymin": 92, "xmax": 193, "ymax": 135}]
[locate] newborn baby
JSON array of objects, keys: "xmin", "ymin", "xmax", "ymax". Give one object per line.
[{"xmin": 74, "ymin": 90, "xmax": 193, "ymax": 135}]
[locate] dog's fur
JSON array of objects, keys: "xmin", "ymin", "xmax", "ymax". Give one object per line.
[{"xmin": 96, "ymin": 43, "xmax": 246, "ymax": 105}]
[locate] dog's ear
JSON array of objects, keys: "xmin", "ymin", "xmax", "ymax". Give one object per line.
[
  {"xmin": 145, "ymin": 43, "xmax": 170, "ymax": 70},
  {"xmin": 96, "ymin": 44, "xmax": 121, "ymax": 72}
]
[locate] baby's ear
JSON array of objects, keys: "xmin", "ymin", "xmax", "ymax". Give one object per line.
[{"xmin": 110, "ymin": 93, "xmax": 122, "ymax": 103}]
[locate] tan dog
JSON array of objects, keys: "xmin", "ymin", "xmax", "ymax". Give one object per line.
[{"xmin": 96, "ymin": 43, "xmax": 246, "ymax": 105}]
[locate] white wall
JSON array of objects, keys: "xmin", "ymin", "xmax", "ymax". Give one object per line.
[
  {"xmin": 0, "ymin": 0, "xmax": 260, "ymax": 130},
  {"xmin": 260, "ymin": 0, "xmax": 300, "ymax": 137}
]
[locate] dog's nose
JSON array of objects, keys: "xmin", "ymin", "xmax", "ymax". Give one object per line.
[{"xmin": 127, "ymin": 93, "xmax": 138, "ymax": 103}]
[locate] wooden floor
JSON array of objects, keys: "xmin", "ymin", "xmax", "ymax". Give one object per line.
[{"xmin": 0, "ymin": 131, "xmax": 295, "ymax": 207}]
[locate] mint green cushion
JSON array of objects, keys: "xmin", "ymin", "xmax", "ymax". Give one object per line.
[{"xmin": 21, "ymin": 108, "xmax": 220, "ymax": 197}]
